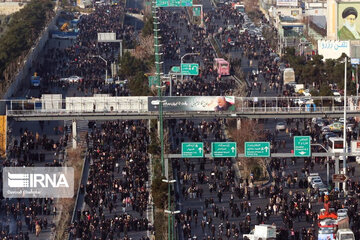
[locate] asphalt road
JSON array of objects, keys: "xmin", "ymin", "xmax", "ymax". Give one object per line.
[{"xmin": 160, "ymin": 0, "xmax": 360, "ymax": 239}]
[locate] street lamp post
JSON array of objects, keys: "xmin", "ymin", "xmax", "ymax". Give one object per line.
[
  {"xmin": 343, "ymin": 56, "xmax": 348, "ymax": 195},
  {"xmin": 90, "ymin": 55, "xmax": 108, "ymax": 82},
  {"xmin": 180, "ymin": 52, "xmax": 200, "ymax": 82},
  {"xmin": 311, "ymin": 144, "xmax": 330, "ymax": 185},
  {"xmin": 163, "ymin": 179, "xmax": 178, "ymax": 240}
]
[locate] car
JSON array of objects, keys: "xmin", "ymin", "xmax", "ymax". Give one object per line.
[
  {"xmin": 275, "ymin": 122, "xmax": 286, "ymax": 131},
  {"xmin": 347, "ymin": 123, "xmax": 355, "ymax": 132},
  {"xmin": 302, "ymin": 89, "xmax": 312, "ymax": 97},
  {"xmin": 333, "ymin": 91, "xmax": 341, "ymax": 103},
  {"xmin": 229, "ymin": 41, "xmax": 235, "ymax": 46},
  {"xmin": 315, "ymin": 119, "xmax": 325, "ymax": 127},
  {"xmin": 293, "ymin": 98, "xmax": 311, "ymax": 106},
  {"xmin": 60, "ymin": 75, "xmax": 83, "ymax": 83},
  {"xmin": 311, "ymin": 178, "xmax": 323, "ymax": 189},
  {"xmin": 307, "ymin": 173, "xmax": 320, "ymax": 183},
  {"xmin": 337, "ymin": 209, "xmax": 348, "ymax": 219},
  {"xmin": 329, "ymin": 122, "xmax": 343, "ymax": 132},
  {"xmin": 324, "ymin": 132, "xmax": 338, "ymax": 141}
]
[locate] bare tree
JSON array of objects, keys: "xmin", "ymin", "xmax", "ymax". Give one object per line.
[
  {"xmin": 229, "ymin": 119, "xmax": 267, "ymax": 179},
  {"xmin": 133, "ymin": 33, "xmax": 154, "ymax": 60}
]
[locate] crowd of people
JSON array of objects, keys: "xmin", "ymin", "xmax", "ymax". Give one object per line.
[
  {"xmin": 36, "ymin": 4, "xmax": 134, "ymax": 97},
  {"xmin": 158, "ymin": 1, "xmax": 360, "ymax": 240},
  {"xmin": 68, "ymin": 120, "xmax": 151, "ymax": 240}
]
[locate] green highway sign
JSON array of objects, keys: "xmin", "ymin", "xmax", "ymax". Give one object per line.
[
  {"xmin": 193, "ymin": 7, "xmax": 201, "ymax": 16},
  {"xmin": 182, "ymin": 142, "xmax": 204, "ymax": 158},
  {"xmin": 148, "ymin": 76, "xmax": 159, "ymax": 87},
  {"xmin": 211, "ymin": 142, "xmax": 237, "ymax": 158},
  {"xmin": 180, "ymin": 0, "xmax": 193, "ymax": 6},
  {"xmin": 171, "ymin": 66, "xmax": 181, "ymax": 73},
  {"xmin": 181, "ymin": 63, "xmax": 199, "ymax": 75},
  {"xmin": 156, "ymin": 0, "xmax": 193, "ymax": 7},
  {"xmin": 245, "ymin": 142, "xmax": 270, "ymax": 157},
  {"xmin": 169, "ymin": 0, "xmax": 180, "ymax": 6},
  {"xmin": 294, "ymin": 136, "xmax": 311, "ymax": 157},
  {"xmin": 156, "ymin": 0, "xmax": 169, "ymax": 7}
]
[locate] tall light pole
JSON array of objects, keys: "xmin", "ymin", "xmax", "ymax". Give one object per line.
[
  {"xmin": 180, "ymin": 52, "xmax": 200, "ymax": 82},
  {"xmin": 311, "ymin": 144, "xmax": 330, "ymax": 185},
  {"xmin": 163, "ymin": 178, "xmax": 178, "ymax": 240},
  {"xmin": 90, "ymin": 55, "xmax": 108, "ymax": 82},
  {"xmin": 343, "ymin": 56, "xmax": 348, "ymax": 195}
]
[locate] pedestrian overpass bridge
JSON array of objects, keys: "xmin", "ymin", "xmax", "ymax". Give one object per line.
[{"xmin": 5, "ymin": 95, "xmax": 360, "ymax": 121}]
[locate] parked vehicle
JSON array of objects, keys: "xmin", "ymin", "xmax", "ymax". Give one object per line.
[
  {"xmin": 329, "ymin": 122, "xmax": 343, "ymax": 132},
  {"xmin": 60, "ymin": 75, "xmax": 83, "ymax": 83},
  {"xmin": 275, "ymin": 122, "xmax": 286, "ymax": 131},
  {"xmin": 243, "ymin": 224, "xmax": 277, "ymax": 240},
  {"xmin": 283, "ymin": 68, "xmax": 295, "ymax": 85}
]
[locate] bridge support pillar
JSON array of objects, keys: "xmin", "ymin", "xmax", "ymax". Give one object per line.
[
  {"xmin": 335, "ymin": 156, "xmax": 339, "ymax": 190},
  {"xmin": 237, "ymin": 119, "xmax": 241, "ymax": 130},
  {"xmin": 72, "ymin": 120, "xmax": 77, "ymax": 149}
]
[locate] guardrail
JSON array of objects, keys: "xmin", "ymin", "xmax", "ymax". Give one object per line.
[{"xmin": 3, "ymin": 96, "xmax": 360, "ymax": 119}]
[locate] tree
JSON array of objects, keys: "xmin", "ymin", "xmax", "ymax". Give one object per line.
[
  {"xmin": 0, "ymin": 0, "xmax": 54, "ymax": 83},
  {"xmin": 129, "ymin": 72, "xmax": 150, "ymax": 96},
  {"xmin": 229, "ymin": 120, "xmax": 266, "ymax": 179}
]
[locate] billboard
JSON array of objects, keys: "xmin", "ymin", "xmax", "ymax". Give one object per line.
[
  {"xmin": 97, "ymin": 32, "xmax": 116, "ymax": 42},
  {"xmin": 317, "ymin": 40, "xmax": 350, "ymax": 59},
  {"xmin": 338, "ymin": 2, "xmax": 360, "ymax": 40},
  {"xmin": 148, "ymin": 96, "xmax": 235, "ymax": 112},
  {"xmin": 276, "ymin": 0, "xmax": 298, "ymax": 7}
]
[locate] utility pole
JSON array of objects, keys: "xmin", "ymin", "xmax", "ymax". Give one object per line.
[
  {"xmin": 343, "ymin": 56, "xmax": 347, "ymax": 195},
  {"xmin": 152, "ymin": 1, "xmax": 164, "ymax": 176}
]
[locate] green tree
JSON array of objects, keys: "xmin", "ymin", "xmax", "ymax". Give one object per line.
[
  {"xmin": 0, "ymin": 0, "xmax": 54, "ymax": 82},
  {"xmin": 129, "ymin": 72, "xmax": 150, "ymax": 96}
]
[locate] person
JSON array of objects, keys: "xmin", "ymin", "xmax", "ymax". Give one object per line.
[
  {"xmin": 338, "ymin": 7, "xmax": 360, "ymax": 40},
  {"xmin": 214, "ymin": 96, "xmax": 234, "ymax": 111}
]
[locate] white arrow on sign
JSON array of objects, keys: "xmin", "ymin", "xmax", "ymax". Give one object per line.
[
  {"xmin": 264, "ymin": 146, "xmax": 269, "ymax": 152},
  {"xmin": 231, "ymin": 147, "xmax": 235, "ymax": 152},
  {"xmin": 299, "ymin": 151, "xmax": 306, "ymax": 155},
  {"xmin": 198, "ymin": 148, "xmax": 202, "ymax": 152}
]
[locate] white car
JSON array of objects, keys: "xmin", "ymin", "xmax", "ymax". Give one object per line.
[
  {"xmin": 337, "ymin": 209, "xmax": 348, "ymax": 219},
  {"xmin": 307, "ymin": 173, "xmax": 320, "ymax": 183},
  {"xmin": 311, "ymin": 178, "xmax": 323, "ymax": 189},
  {"xmin": 333, "ymin": 91, "xmax": 341, "ymax": 103},
  {"xmin": 303, "ymin": 89, "xmax": 312, "ymax": 97},
  {"xmin": 275, "ymin": 122, "xmax": 286, "ymax": 131},
  {"xmin": 60, "ymin": 76, "xmax": 83, "ymax": 83}
]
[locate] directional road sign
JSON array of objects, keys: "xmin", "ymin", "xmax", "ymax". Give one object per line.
[
  {"xmin": 156, "ymin": 0, "xmax": 169, "ymax": 7},
  {"xmin": 332, "ymin": 174, "xmax": 347, "ymax": 182},
  {"xmin": 193, "ymin": 7, "xmax": 201, "ymax": 16},
  {"xmin": 244, "ymin": 142, "xmax": 270, "ymax": 157},
  {"xmin": 156, "ymin": 0, "xmax": 193, "ymax": 7},
  {"xmin": 171, "ymin": 66, "xmax": 181, "ymax": 73},
  {"xmin": 181, "ymin": 63, "xmax": 199, "ymax": 75},
  {"xmin": 180, "ymin": 0, "xmax": 193, "ymax": 6},
  {"xmin": 294, "ymin": 136, "xmax": 311, "ymax": 157},
  {"xmin": 182, "ymin": 142, "xmax": 204, "ymax": 158},
  {"xmin": 211, "ymin": 142, "xmax": 237, "ymax": 158},
  {"xmin": 148, "ymin": 76, "xmax": 159, "ymax": 87}
]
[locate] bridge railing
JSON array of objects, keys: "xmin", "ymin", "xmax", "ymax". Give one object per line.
[{"xmin": 4, "ymin": 96, "xmax": 360, "ymax": 115}]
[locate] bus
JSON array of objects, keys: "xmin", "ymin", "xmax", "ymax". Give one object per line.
[
  {"xmin": 30, "ymin": 73, "xmax": 41, "ymax": 88},
  {"xmin": 328, "ymin": 137, "xmax": 345, "ymax": 160},
  {"xmin": 213, "ymin": 58, "xmax": 230, "ymax": 76}
]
